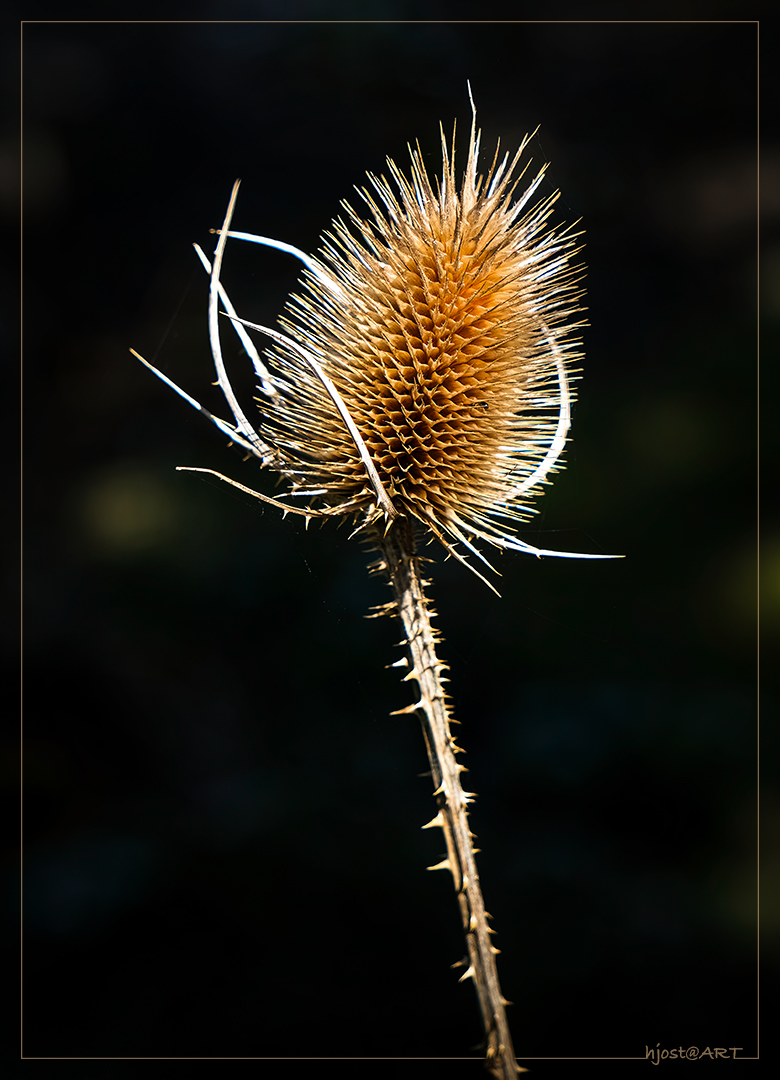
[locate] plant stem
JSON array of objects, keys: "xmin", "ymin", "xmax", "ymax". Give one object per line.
[{"xmin": 377, "ymin": 517, "xmax": 522, "ymax": 1080}]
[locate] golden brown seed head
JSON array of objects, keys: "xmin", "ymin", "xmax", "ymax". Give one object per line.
[{"xmin": 262, "ymin": 119, "xmax": 585, "ymax": 557}]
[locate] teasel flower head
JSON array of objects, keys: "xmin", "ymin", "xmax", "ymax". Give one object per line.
[
  {"xmin": 134, "ymin": 99, "xmax": 609, "ymax": 587},
  {"xmin": 260, "ymin": 110, "xmax": 586, "ymax": 572}
]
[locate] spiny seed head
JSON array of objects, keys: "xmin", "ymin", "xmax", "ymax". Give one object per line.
[{"xmin": 260, "ymin": 115, "xmax": 585, "ymax": 561}]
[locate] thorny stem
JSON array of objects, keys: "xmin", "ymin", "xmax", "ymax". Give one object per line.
[{"xmin": 376, "ymin": 517, "xmax": 523, "ymax": 1080}]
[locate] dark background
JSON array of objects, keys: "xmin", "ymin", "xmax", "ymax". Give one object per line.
[{"xmin": 17, "ymin": 14, "xmax": 767, "ymax": 1078}]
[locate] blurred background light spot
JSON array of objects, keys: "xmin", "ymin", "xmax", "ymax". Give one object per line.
[
  {"xmin": 649, "ymin": 148, "xmax": 758, "ymax": 248},
  {"xmin": 623, "ymin": 397, "xmax": 715, "ymax": 480},
  {"xmin": 78, "ymin": 465, "xmax": 181, "ymax": 557}
]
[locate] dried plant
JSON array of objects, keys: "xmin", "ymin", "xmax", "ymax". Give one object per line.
[{"xmin": 132, "ymin": 93, "xmax": 617, "ymax": 1078}]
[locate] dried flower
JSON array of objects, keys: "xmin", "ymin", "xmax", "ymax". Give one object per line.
[
  {"xmin": 263, "ymin": 114, "xmax": 586, "ymax": 571},
  {"xmin": 134, "ymin": 99, "xmax": 606, "ymax": 589}
]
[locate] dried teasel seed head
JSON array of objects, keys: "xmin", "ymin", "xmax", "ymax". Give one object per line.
[
  {"xmin": 259, "ymin": 108, "xmax": 586, "ymax": 570},
  {"xmin": 133, "ymin": 100, "xmax": 611, "ymax": 581}
]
